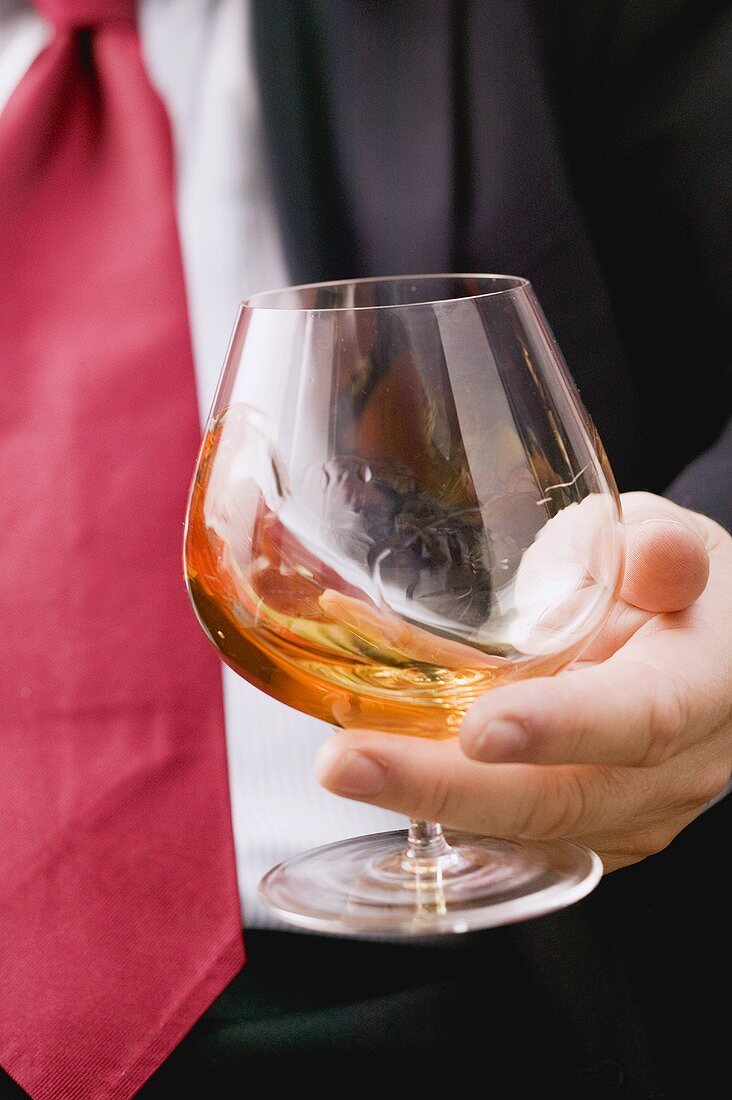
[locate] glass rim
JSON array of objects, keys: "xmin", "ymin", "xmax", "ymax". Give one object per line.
[{"xmin": 242, "ymin": 272, "xmax": 531, "ymax": 314}]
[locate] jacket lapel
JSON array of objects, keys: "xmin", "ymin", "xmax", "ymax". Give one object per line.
[
  {"xmin": 251, "ymin": 0, "xmax": 455, "ymax": 281},
  {"xmin": 251, "ymin": 0, "xmax": 648, "ymax": 489},
  {"xmin": 251, "ymin": 0, "xmax": 357, "ymax": 283}
]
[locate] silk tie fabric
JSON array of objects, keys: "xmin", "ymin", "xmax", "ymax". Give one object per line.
[{"xmin": 0, "ymin": 2, "xmax": 244, "ymax": 1097}]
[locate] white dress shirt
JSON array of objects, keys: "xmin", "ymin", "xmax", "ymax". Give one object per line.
[{"xmin": 0, "ymin": 0, "xmax": 403, "ymax": 930}]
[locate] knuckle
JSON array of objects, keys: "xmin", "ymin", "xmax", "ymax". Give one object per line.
[
  {"xmin": 410, "ymin": 770, "xmax": 452, "ymax": 824},
  {"xmin": 707, "ymin": 763, "xmax": 732, "ymax": 802},
  {"xmin": 641, "ymin": 669, "xmax": 689, "ymax": 766},
  {"xmin": 520, "ymin": 768, "xmax": 589, "ymax": 839},
  {"xmin": 621, "ymin": 826, "xmax": 677, "ymax": 862},
  {"xmin": 680, "ymin": 764, "xmax": 731, "ymax": 811}
]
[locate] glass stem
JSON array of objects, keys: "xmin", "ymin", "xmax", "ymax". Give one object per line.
[
  {"xmin": 376, "ymin": 820, "xmax": 469, "ymax": 879},
  {"xmin": 405, "ymin": 820, "xmax": 452, "ymax": 864}
]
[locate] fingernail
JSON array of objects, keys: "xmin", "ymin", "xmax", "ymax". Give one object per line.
[
  {"xmin": 638, "ymin": 518, "xmax": 692, "ymax": 532},
  {"xmin": 471, "ymin": 719, "xmax": 530, "ymax": 761},
  {"xmin": 317, "ymin": 748, "xmax": 386, "ymax": 795}
]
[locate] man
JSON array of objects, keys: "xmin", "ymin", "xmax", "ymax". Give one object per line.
[{"xmin": 0, "ymin": 1, "xmax": 729, "ymax": 1096}]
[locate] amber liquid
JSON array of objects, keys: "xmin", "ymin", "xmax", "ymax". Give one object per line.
[{"xmin": 185, "ymin": 412, "xmax": 536, "ymax": 738}]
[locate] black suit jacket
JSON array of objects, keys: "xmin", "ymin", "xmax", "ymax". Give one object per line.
[
  {"xmin": 252, "ymin": 0, "xmax": 731, "ymax": 529},
  {"xmin": 246, "ymin": 3, "xmax": 732, "ymax": 1094}
]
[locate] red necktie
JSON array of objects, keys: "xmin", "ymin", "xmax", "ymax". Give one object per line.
[{"xmin": 0, "ymin": 3, "xmax": 244, "ymax": 1097}]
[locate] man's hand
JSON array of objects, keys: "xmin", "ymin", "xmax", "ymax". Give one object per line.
[{"xmin": 315, "ymin": 493, "xmax": 732, "ymax": 872}]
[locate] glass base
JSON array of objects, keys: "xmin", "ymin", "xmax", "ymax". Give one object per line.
[{"xmin": 258, "ymin": 828, "xmax": 602, "ymax": 936}]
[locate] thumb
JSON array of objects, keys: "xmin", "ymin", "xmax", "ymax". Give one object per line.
[{"xmin": 621, "ymin": 516, "xmax": 709, "ymax": 613}]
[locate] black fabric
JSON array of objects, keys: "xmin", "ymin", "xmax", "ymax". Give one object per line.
[
  {"xmin": 252, "ymin": 0, "xmax": 731, "ymax": 527},
  {"xmin": 146, "ymin": 794, "xmax": 728, "ymax": 1096},
  {"xmin": 4, "ymin": 790, "xmax": 729, "ymax": 1095},
  {"xmin": 535, "ymin": 0, "xmax": 732, "ymax": 523}
]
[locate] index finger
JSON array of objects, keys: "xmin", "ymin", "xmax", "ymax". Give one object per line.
[{"xmin": 460, "ymin": 627, "xmax": 727, "ymax": 770}]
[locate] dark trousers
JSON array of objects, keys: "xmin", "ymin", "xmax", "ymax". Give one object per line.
[{"xmin": 2, "ymin": 796, "xmax": 728, "ymax": 1098}]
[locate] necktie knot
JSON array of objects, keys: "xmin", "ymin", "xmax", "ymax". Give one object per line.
[{"xmin": 33, "ymin": 0, "xmax": 136, "ymax": 30}]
